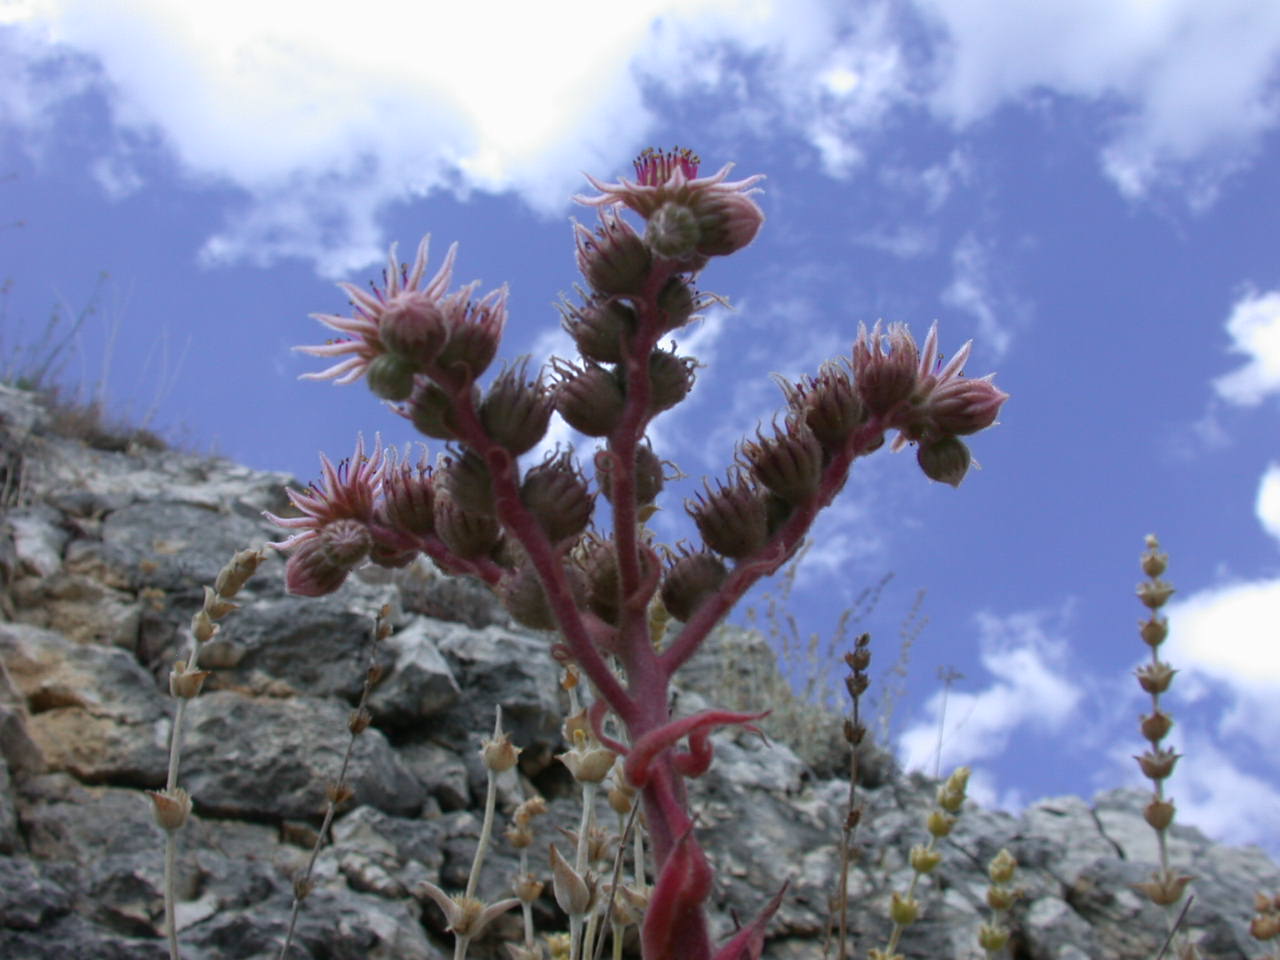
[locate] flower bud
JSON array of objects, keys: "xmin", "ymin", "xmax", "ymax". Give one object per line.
[
  {"xmin": 594, "ymin": 444, "xmax": 664, "ymax": 506},
  {"xmin": 660, "ymin": 547, "xmax": 728, "ymax": 621},
  {"xmin": 738, "ymin": 422, "xmax": 824, "ymax": 505},
  {"xmin": 656, "ymin": 276, "xmax": 698, "ymax": 331},
  {"xmin": 575, "ymin": 207, "xmax": 652, "ymax": 297},
  {"xmin": 1134, "ymin": 869, "xmax": 1192, "ymax": 907},
  {"xmin": 926, "ymin": 811, "xmax": 955, "ymax": 838},
  {"xmin": 481, "ymin": 362, "xmax": 553, "ymax": 455},
  {"xmin": 924, "ymin": 376, "xmax": 1008, "ymax": 437},
  {"xmin": 378, "ymin": 450, "xmax": 435, "ymax": 535},
  {"xmin": 553, "ymin": 359, "xmax": 625, "ymax": 437},
  {"xmin": 379, "ymin": 291, "xmax": 449, "ymax": 363},
  {"xmin": 169, "ymin": 661, "xmax": 211, "ymax": 699},
  {"xmin": 647, "ymin": 348, "xmax": 696, "ymax": 413},
  {"xmin": 687, "ymin": 476, "xmax": 770, "ymax": 560},
  {"xmin": 986, "ymin": 885, "xmax": 1018, "ymax": 911},
  {"xmin": 407, "ymin": 381, "xmax": 466, "ymax": 440},
  {"xmin": 433, "ymin": 493, "xmax": 501, "ymax": 559},
  {"xmin": 779, "ymin": 364, "xmax": 865, "ymax": 453},
  {"xmin": 690, "ymin": 187, "xmax": 765, "ymax": 257},
  {"xmin": 852, "ymin": 321, "xmax": 919, "ymax": 415},
  {"xmin": 917, "ymin": 436, "xmax": 971, "ymax": 487},
  {"xmin": 579, "ymin": 535, "xmax": 622, "ymax": 625},
  {"xmin": 559, "ymin": 742, "xmax": 618, "ymax": 784},
  {"xmin": 442, "ymin": 449, "xmax": 495, "ymax": 517},
  {"xmin": 559, "ymin": 293, "xmax": 634, "ymax": 364},
  {"xmin": 213, "ymin": 548, "xmax": 263, "ymax": 599},
  {"xmin": 645, "ymin": 201, "xmax": 701, "ymax": 259},
  {"xmin": 521, "ymin": 451, "xmax": 593, "ymax": 544},
  {"xmin": 499, "ymin": 561, "xmax": 584, "ymax": 631},
  {"xmin": 512, "ymin": 872, "xmax": 544, "ymax": 903},
  {"xmin": 364, "ymin": 352, "xmax": 418, "ymax": 401},
  {"xmin": 938, "ymin": 766, "xmax": 970, "ymax": 812},
  {"xmin": 436, "ymin": 286, "xmax": 506, "ymax": 385},
  {"xmin": 315, "ymin": 517, "xmax": 373, "ymax": 568},
  {"xmin": 284, "ymin": 534, "xmax": 358, "ymax": 596}
]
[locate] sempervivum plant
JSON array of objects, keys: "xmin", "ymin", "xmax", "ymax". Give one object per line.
[{"xmin": 267, "ymin": 147, "xmax": 1007, "ymax": 960}]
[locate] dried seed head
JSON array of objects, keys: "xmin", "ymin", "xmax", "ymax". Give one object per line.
[
  {"xmin": 481, "ymin": 362, "xmax": 554, "ymax": 455},
  {"xmin": 1134, "ymin": 868, "xmax": 1193, "ymax": 907},
  {"xmin": 1142, "ymin": 537, "xmax": 1169, "ymax": 578},
  {"xmin": 521, "ymin": 450, "xmax": 594, "ymax": 544},
  {"xmin": 549, "ymin": 843, "xmax": 595, "ymax": 917},
  {"xmin": 169, "ymin": 662, "xmax": 211, "ymax": 699},
  {"xmin": 926, "ymin": 810, "xmax": 955, "ymax": 838},
  {"xmin": 513, "ymin": 872, "xmax": 545, "ymax": 903},
  {"xmin": 660, "ymin": 547, "xmax": 728, "ymax": 621},
  {"xmin": 553, "ymin": 359, "xmax": 625, "ymax": 437},
  {"xmin": 483, "ymin": 731, "xmax": 521, "ymax": 773},
  {"xmin": 986, "ymin": 885, "xmax": 1018, "ymax": 911},
  {"xmin": 977, "ymin": 922, "xmax": 1011, "ymax": 952},
  {"xmin": 1137, "ymin": 579, "xmax": 1175, "ymax": 610},
  {"xmin": 1139, "ymin": 616, "xmax": 1169, "ymax": 647},
  {"xmin": 938, "ymin": 766, "xmax": 970, "ymax": 812},
  {"xmin": 1135, "ymin": 659, "xmax": 1176, "ymax": 694},
  {"xmin": 1136, "ymin": 745, "xmax": 1180, "ymax": 781},
  {"xmin": 1140, "ymin": 709, "xmax": 1174, "ymax": 743},
  {"xmin": 348, "ymin": 707, "xmax": 373, "ymax": 734},
  {"xmin": 149, "ymin": 787, "xmax": 192, "ymax": 831},
  {"xmin": 1144, "ymin": 797, "xmax": 1176, "ymax": 831},
  {"xmin": 214, "ymin": 548, "xmax": 263, "ymax": 598},
  {"xmin": 686, "ymin": 476, "xmax": 770, "ymax": 560},
  {"xmin": 647, "ymin": 348, "xmax": 697, "ymax": 413}
]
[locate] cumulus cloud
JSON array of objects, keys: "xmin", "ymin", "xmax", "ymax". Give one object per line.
[
  {"xmin": 1214, "ymin": 289, "xmax": 1280, "ymax": 406},
  {"xmin": 913, "ymin": 0, "xmax": 1280, "ymax": 201},
  {"xmin": 1258, "ymin": 464, "xmax": 1280, "ymax": 544},
  {"xmin": 941, "ymin": 233, "xmax": 1017, "ymax": 359},
  {"xmin": 897, "ymin": 608, "xmax": 1084, "ymax": 776}
]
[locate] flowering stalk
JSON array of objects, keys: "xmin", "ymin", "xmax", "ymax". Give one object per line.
[{"xmin": 270, "ymin": 148, "xmax": 1007, "ymax": 960}]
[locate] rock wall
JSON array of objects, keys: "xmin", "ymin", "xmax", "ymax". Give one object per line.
[{"xmin": 1, "ymin": 383, "xmax": 1276, "ymax": 959}]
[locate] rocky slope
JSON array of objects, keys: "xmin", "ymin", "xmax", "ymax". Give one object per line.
[{"xmin": 1, "ymin": 382, "xmax": 1276, "ymax": 959}]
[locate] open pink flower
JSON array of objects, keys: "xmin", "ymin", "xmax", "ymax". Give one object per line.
[
  {"xmin": 264, "ymin": 434, "xmax": 386, "ymax": 551},
  {"xmin": 576, "ymin": 148, "xmax": 765, "ymax": 257},
  {"xmin": 297, "ymin": 236, "xmax": 457, "ymax": 384}
]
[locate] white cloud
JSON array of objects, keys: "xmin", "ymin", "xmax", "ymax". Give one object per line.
[
  {"xmin": 1213, "ymin": 289, "xmax": 1280, "ymax": 406},
  {"xmin": 1258, "ymin": 464, "xmax": 1280, "ymax": 544},
  {"xmin": 941, "ymin": 233, "xmax": 1015, "ymax": 359},
  {"xmin": 1165, "ymin": 575, "xmax": 1280, "ymax": 752},
  {"xmin": 914, "ymin": 0, "xmax": 1280, "ymax": 200},
  {"xmin": 897, "ymin": 608, "xmax": 1084, "ymax": 776}
]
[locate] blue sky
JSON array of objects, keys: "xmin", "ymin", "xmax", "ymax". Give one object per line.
[{"xmin": 3, "ymin": 1, "xmax": 1279, "ymax": 851}]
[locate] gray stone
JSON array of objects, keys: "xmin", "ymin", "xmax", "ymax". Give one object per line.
[
  {"xmin": 181, "ymin": 691, "xmax": 423, "ymax": 820},
  {"xmin": 0, "ymin": 758, "xmax": 18, "ymax": 854},
  {"xmin": 0, "ymin": 622, "xmax": 169, "ymax": 785},
  {"xmin": 366, "ymin": 616, "xmax": 461, "ymax": 727}
]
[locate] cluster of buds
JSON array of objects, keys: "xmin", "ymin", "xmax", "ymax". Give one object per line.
[
  {"xmin": 870, "ymin": 766, "xmax": 971, "ymax": 960},
  {"xmin": 1131, "ymin": 535, "xmax": 1195, "ymax": 923},
  {"xmin": 271, "ymin": 148, "xmax": 1007, "ymax": 960},
  {"xmin": 1251, "ymin": 892, "xmax": 1280, "ymax": 956},
  {"xmin": 977, "ymin": 849, "xmax": 1020, "ymax": 956}
]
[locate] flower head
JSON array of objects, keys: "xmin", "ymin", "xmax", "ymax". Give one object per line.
[
  {"xmin": 264, "ymin": 434, "xmax": 386, "ymax": 551},
  {"xmin": 576, "ymin": 147, "xmax": 765, "ymax": 258},
  {"xmin": 297, "ymin": 235, "xmax": 457, "ymax": 385}
]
